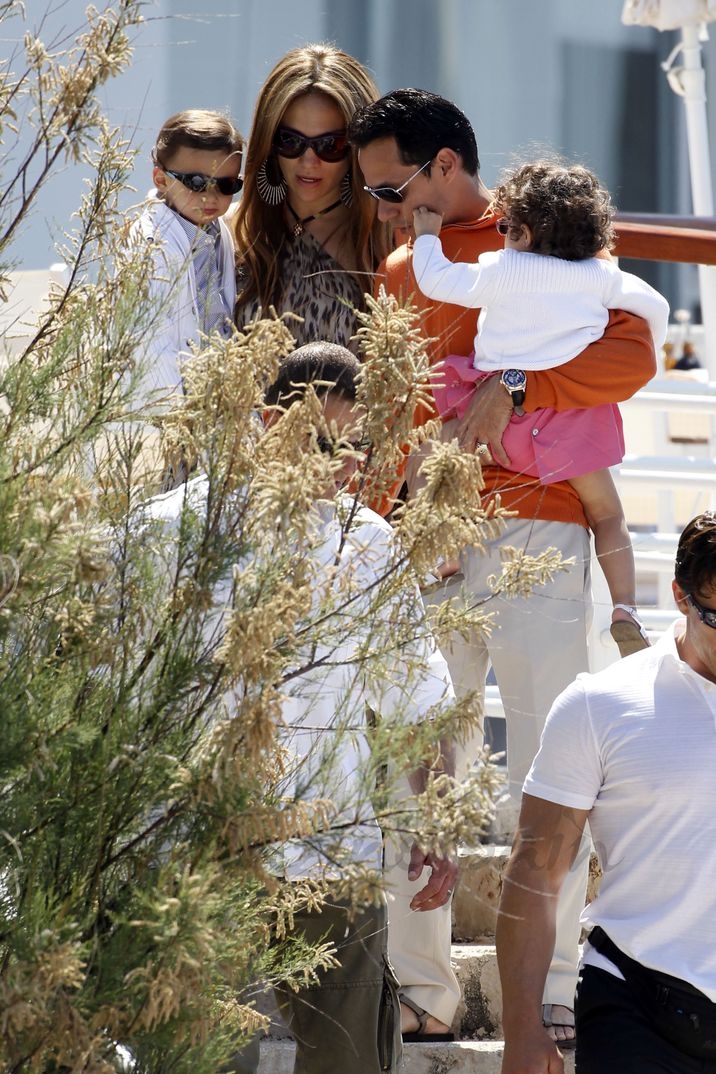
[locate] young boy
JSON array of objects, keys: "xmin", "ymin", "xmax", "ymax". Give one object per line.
[{"xmin": 130, "ymin": 109, "xmax": 243, "ymax": 413}]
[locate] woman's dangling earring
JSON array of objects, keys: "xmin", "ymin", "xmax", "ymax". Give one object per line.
[
  {"xmin": 257, "ymin": 156, "xmax": 287, "ymax": 205},
  {"xmin": 340, "ymin": 169, "xmax": 353, "ymax": 207}
]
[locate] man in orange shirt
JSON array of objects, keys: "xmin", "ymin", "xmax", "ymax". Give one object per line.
[{"xmin": 349, "ymin": 88, "xmax": 656, "ymax": 1049}]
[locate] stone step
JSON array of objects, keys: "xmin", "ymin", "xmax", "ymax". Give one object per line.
[
  {"xmin": 452, "ymin": 943, "xmax": 501, "ymax": 1039},
  {"xmin": 451, "ymin": 942, "xmax": 583, "ymax": 1042},
  {"xmin": 253, "ymin": 840, "xmax": 599, "ymax": 1048},
  {"xmin": 254, "ymin": 943, "xmax": 502, "ymax": 1043},
  {"xmin": 256, "ymin": 941, "xmax": 573, "ymax": 1044},
  {"xmin": 453, "ymin": 844, "xmax": 603, "ymax": 943},
  {"xmin": 255, "ymin": 943, "xmax": 581, "ymax": 1069},
  {"xmin": 257, "ymin": 1038, "xmax": 576, "ymax": 1073},
  {"xmin": 453, "ymin": 845, "xmax": 509, "ymax": 943}
]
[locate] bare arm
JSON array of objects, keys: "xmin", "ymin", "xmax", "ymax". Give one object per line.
[
  {"xmin": 497, "ymin": 794, "xmax": 589, "ymax": 1074},
  {"xmin": 406, "ymin": 735, "xmax": 458, "ymax": 911}
]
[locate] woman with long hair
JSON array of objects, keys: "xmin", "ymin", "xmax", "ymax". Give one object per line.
[{"xmin": 233, "ymin": 44, "xmax": 390, "ymax": 350}]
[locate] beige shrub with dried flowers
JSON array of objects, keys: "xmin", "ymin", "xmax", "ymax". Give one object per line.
[{"xmin": 0, "ymin": 5, "xmax": 566, "ymax": 1072}]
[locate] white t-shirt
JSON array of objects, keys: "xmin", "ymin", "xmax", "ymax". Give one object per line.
[
  {"xmin": 524, "ymin": 620, "xmax": 716, "ymax": 999},
  {"xmin": 412, "ymin": 238, "xmax": 669, "ymax": 371},
  {"xmin": 141, "ymin": 478, "xmax": 455, "ymax": 880}
]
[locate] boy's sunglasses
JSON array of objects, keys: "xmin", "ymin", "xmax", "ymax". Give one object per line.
[
  {"xmin": 687, "ymin": 592, "xmax": 716, "ymax": 629},
  {"xmin": 273, "ymin": 126, "xmax": 351, "ymax": 163},
  {"xmin": 162, "ymin": 168, "xmax": 243, "ymax": 196},
  {"xmin": 496, "ymin": 218, "xmax": 510, "ymax": 236},
  {"xmin": 363, "ymin": 159, "xmax": 432, "ymax": 204}
]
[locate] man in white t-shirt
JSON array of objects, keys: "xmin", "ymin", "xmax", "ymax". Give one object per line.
[{"xmin": 496, "ymin": 511, "xmax": 716, "ymax": 1074}]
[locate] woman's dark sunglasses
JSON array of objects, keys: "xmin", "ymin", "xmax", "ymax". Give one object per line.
[
  {"xmin": 163, "ymin": 168, "xmax": 243, "ymax": 196},
  {"xmin": 273, "ymin": 126, "xmax": 351, "ymax": 163}
]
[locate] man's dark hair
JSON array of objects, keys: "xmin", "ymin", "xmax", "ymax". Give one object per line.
[
  {"xmin": 674, "ymin": 512, "xmax": 716, "ymax": 595},
  {"xmin": 348, "ymin": 88, "xmax": 479, "ymax": 176},
  {"xmin": 265, "ymin": 341, "xmax": 359, "ymax": 409}
]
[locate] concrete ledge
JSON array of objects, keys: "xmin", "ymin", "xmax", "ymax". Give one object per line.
[{"xmin": 257, "ymin": 1037, "xmax": 575, "ymax": 1073}]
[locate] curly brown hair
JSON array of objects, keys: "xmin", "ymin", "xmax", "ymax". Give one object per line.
[{"xmin": 491, "ymin": 161, "xmax": 615, "ymax": 261}]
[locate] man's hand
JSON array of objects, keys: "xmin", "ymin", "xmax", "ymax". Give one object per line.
[
  {"xmin": 501, "ymin": 1030, "xmax": 566, "ymax": 1074},
  {"xmin": 407, "ymin": 843, "xmax": 458, "ymax": 910},
  {"xmin": 413, "ymin": 205, "xmax": 443, "ymax": 237},
  {"xmin": 455, "ymin": 373, "xmax": 513, "ymax": 465}
]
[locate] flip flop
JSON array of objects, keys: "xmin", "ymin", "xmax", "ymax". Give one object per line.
[
  {"xmin": 610, "ymin": 603, "xmax": 650, "ymax": 658},
  {"xmin": 610, "ymin": 619, "xmax": 650, "ymax": 658},
  {"xmin": 399, "ymin": 993, "xmax": 455, "ymax": 1042},
  {"xmin": 542, "ymin": 1003, "xmax": 576, "ymax": 1050}
]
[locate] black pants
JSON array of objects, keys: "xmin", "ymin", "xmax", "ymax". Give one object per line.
[{"xmin": 576, "ymin": 966, "xmax": 716, "ymax": 1074}]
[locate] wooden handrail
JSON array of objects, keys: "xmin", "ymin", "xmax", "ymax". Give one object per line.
[
  {"xmin": 615, "ymin": 213, "xmax": 716, "ymax": 231},
  {"xmin": 614, "ymin": 215, "xmax": 716, "ymax": 265}
]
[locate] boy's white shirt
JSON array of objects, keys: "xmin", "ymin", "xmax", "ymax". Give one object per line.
[
  {"xmin": 140, "ymin": 476, "xmax": 455, "ymax": 879},
  {"xmin": 128, "ymin": 196, "xmax": 236, "ymax": 411}
]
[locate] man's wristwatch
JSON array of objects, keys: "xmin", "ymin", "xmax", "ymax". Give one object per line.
[{"xmin": 499, "ymin": 369, "xmax": 527, "ymax": 414}]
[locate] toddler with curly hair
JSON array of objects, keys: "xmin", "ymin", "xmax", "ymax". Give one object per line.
[{"xmin": 412, "ymin": 161, "xmax": 670, "ymax": 657}]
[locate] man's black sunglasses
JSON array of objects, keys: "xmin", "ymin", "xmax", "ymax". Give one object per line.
[
  {"xmin": 273, "ymin": 126, "xmax": 351, "ymax": 163},
  {"xmin": 163, "ymin": 169, "xmax": 243, "ymax": 196},
  {"xmin": 687, "ymin": 592, "xmax": 716, "ymax": 629},
  {"xmin": 363, "ymin": 159, "xmax": 432, "ymax": 204}
]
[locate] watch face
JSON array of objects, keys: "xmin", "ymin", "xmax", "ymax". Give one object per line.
[{"xmin": 502, "ymin": 368, "xmax": 527, "ymax": 391}]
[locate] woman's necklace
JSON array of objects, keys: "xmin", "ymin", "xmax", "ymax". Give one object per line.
[{"xmin": 286, "ymin": 197, "xmax": 344, "ymax": 237}]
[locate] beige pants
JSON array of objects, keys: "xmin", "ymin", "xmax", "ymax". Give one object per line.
[{"xmin": 386, "ymin": 519, "xmax": 592, "ymax": 1024}]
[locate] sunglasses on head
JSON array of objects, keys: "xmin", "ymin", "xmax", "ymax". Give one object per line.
[
  {"xmin": 162, "ymin": 168, "xmax": 243, "ymax": 196},
  {"xmin": 273, "ymin": 126, "xmax": 351, "ymax": 163},
  {"xmin": 687, "ymin": 592, "xmax": 716, "ymax": 629},
  {"xmin": 363, "ymin": 159, "xmax": 432, "ymax": 204}
]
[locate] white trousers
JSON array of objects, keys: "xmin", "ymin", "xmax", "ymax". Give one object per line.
[{"xmin": 386, "ymin": 518, "xmax": 592, "ymax": 1023}]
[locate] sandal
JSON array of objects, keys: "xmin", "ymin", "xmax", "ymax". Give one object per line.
[
  {"xmin": 542, "ymin": 1003, "xmax": 576, "ymax": 1050},
  {"xmin": 610, "ymin": 604, "xmax": 650, "ymax": 658},
  {"xmin": 399, "ymin": 993, "xmax": 455, "ymax": 1042}
]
